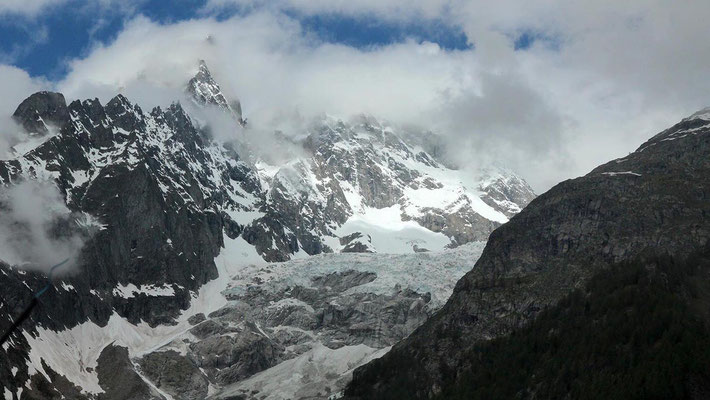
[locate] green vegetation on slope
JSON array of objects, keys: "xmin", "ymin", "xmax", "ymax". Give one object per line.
[{"xmin": 437, "ymin": 250, "xmax": 710, "ymax": 400}]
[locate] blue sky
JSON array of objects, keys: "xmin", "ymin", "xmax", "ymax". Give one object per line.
[{"xmin": 0, "ymin": 0, "xmax": 471, "ymax": 80}]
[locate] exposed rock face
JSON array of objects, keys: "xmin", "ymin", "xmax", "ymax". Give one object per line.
[
  {"xmin": 410, "ymin": 205, "xmax": 500, "ymax": 244},
  {"xmin": 339, "ymin": 233, "xmax": 375, "ymax": 253},
  {"xmin": 97, "ymin": 345, "xmax": 162, "ymax": 400},
  {"xmin": 19, "ymin": 360, "xmax": 86, "ymax": 399},
  {"xmin": 346, "ymin": 111, "xmax": 710, "ymax": 398},
  {"xmin": 477, "ymin": 169, "xmax": 537, "ymax": 217},
  {"xmin": 255, "ymin": 158, "xmax": 351, "ymax": 259},
  {"xmin": 138, "ymin": 350, "xmax": 208, "ymax": 399},
  {"xmin": 190, "ymin": 325, "xmax": 283, "ymax": 385}
]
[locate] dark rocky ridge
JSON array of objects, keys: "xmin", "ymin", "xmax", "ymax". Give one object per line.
[
  {"xmin": 346, "ymin": 112, "xmax": 710, "ymax": 398},
  {"xmin": 0, "ymin": 89, "xmax": 256, "ymax": 398},
  {"xmin": 1, "ymin": 91, "xmax": 237, "ymax": 322}
]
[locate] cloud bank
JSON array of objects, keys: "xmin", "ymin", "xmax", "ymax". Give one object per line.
[{"xmin": 2, "ymin": 1, "xmax": 710, "ymax": 192}]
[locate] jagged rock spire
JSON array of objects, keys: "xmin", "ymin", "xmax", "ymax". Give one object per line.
[{"xmin": 186, "ymin": 60, "xmax": 245, "ymax": 125}]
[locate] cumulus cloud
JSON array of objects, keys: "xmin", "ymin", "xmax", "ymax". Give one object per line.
[
  {"xmin": 0, "ymin": 180, "xmax": 87, "ymax": 275},
  {"xmin": 6, "ymin": 1, "xmax": 706, "ymax": 192}
]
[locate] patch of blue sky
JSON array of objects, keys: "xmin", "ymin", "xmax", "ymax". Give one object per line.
[
  {"xmin": 295, "ymin": 13, "xmax": 471, "ymax": 51},
  {"xmin": 513, "ymin": 30, "xmax": 560, "ymax": 51}
]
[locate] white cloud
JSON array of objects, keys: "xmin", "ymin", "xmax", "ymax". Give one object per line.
[
  {"xmin": 10, "ymin": 1, "xmax": 705, "ymax": 192},
  {"xmin": 58, "ymin": 13, "xmax": 470, "ymax": 126},
  {"xmin": 0, "ymin": 65, "xmax": 47, "ymax": 117},
  {"xmin": 0, "ymin": 180, "xmax": 85, "ymax": 273},
  {"xmin": 0, "ymin": 64, "xmax": 49, "ymax": 158}
]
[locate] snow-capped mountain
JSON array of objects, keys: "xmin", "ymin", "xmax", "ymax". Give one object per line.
[
  {"xmin": 205, "ymin": 62, "xmax": 533, "ymax": 259},
  {"xmin": 0, "ymin": 61, "xmax": 533, "ymax": 399},
  {"xmin": 185, "ymin": 61, "xmax": 533, "ymax": 262}
]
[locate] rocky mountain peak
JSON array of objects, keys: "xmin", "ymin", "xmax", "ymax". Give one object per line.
[
  {"xmin": 186, "ymin": 60, "xmax": 244, "ymax": 125},
  {"xmin": 12, "ymin": 91, "xmax": 70, "ymax": 135}
]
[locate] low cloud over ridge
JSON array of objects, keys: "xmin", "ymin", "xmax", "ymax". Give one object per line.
[{"xmin": 1, "ymin": 2, "xmax": 709, "ymax": 191}]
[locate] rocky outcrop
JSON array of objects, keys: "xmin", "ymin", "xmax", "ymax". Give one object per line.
[
  {"xmin": 12, "ymin": 91, "xmax": 70, "ymax": 135},
  {"xmin": 190, "ymin": 325, "xmax": 284, "ymax": 385},
  {"xmin": 410, "ymin": 204, "xmax": 501, "ymax": 245},
  {"xmin": 346, "ymin": 110, "xmax": 710, "ymax": 398},
  {"xmin": 97, "ymin": 345, "xmax": 162, "ymax": 400},
  {"xmin": 477, "ymin": 169, "xmax": 536, "ymax": 217},
  {"xmin": 339, "ymin": 233, "xmax": 375, "ymax": 253},
  {"xmin": 138, "ymin": 350, "xmax": 208, "ymax": 399}
]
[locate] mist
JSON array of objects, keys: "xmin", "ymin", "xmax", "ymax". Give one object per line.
[
  {"xmin": 0, "ymin": 65, "xmax": 47, "ymax": 159},
  {"xmin": 0, "ymin": 180, "xmax": 88, "ymax": 275}
]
